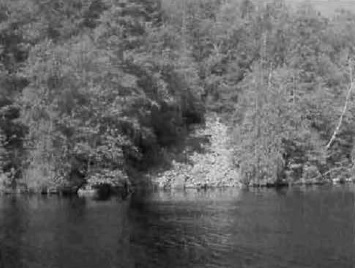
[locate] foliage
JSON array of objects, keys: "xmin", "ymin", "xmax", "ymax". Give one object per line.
[
  {"xmin": 6, "ymin": 0, "xmax": 204, "ymax": 191},
  {"xmin": 228, "ymin": 1, "xmax": 355, "ymax": 185},
  {"xmin": 1, "ymin": 0, "xmax": 355, "ymax": 191}
]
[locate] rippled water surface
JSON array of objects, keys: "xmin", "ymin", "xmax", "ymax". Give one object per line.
[{"xmin": 0, "ymin": 185, "xmax": 354, "ymax": 268}]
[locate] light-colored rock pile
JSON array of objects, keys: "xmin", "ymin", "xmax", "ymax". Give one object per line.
[{"xmin": 153, "ymin": 116, "xmax": 241, "ymax": 189}]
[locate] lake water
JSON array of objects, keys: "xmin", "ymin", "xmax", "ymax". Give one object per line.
[{"xmin": 0, "ymin": 185, "xmax": 354, "ymax": 268}]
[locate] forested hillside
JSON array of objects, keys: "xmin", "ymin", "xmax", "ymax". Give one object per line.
[
  {"xmin": 0, "ymin": 0, "xmax": 355, "ymax": 193},
  {"xmin": 287, "ymin": 0, "xmax": 355, "ymax": 16}
]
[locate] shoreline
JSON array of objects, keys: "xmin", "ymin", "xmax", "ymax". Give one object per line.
[
  {"xmin": 151, "ymin": 176, "xmax": 355, "ymax": 191},
  {"xmin": 0, "ymin": 184, "xmax": 132, "ymax": 196},
  {"xmin": 0, "ymin": 178, "xmax": 354, "ymax": 196}
]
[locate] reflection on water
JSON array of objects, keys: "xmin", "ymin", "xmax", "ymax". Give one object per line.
[{"xmin": 0, "ymin": 185, "xmax": 354, "ymax": 268}]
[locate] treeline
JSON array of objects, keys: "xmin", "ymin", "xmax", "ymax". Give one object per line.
[
  {"xmin": 224, "ymin": 1, "xmax": 355, "ymax": 185},
  {"xmin": 0, "ymin": 0, "xmax": 355, "ymax": 192},
  {"xmin": 0, "ymin": 0, "xmax": 205, "ymax": 192}
]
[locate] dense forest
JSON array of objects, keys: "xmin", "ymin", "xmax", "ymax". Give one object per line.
[{"xmin": 0, "ymin": 0, "xmax": 355, "ymax": 193}]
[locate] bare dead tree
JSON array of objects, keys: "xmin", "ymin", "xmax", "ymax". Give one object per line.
[{"xmin": 326, "ymin": 60, "xmax": 354, "ymax": 150}]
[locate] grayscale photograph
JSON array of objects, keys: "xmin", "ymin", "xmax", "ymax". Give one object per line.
[{"xmin": 0, "ymin": 0, "xmax": 354, "ymax": 267}]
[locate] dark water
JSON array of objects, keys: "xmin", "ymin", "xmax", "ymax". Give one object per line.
[{"xmin": 0, "ymin": 185, "xmax": 354, "ymax": 268}]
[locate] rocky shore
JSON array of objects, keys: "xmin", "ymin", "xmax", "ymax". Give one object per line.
[{"xmin": 152, "ymin": 117, "xmax": 241, "ymax": 189}]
